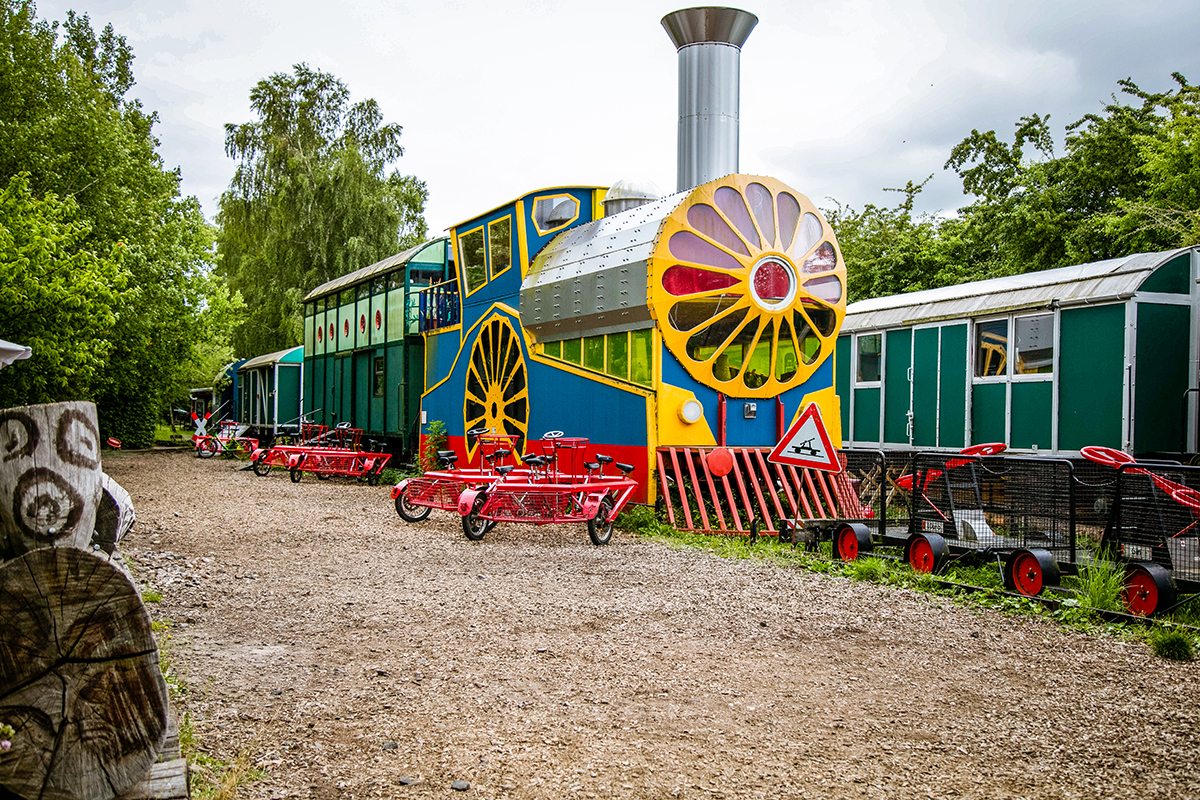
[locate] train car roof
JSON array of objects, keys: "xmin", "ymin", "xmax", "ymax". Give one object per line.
[
  {"xmin": 303, "ymin": 237, "xmax": 450, "ymax": 302},
  {"xmin": 239, "ymin": 346, "xmax": 304, "ymax": 371},
  {"xmin": 843, "ymin": 246, "xmax": 1198, "ymax": 331},
  {"xmin": 447, "ymin": 185, "xmax": 607, "ymax": 230}
]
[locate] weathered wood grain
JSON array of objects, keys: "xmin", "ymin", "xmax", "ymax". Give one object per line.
[
  {"xmin": 0, "ymin": 402, "xmax": 103, "ymax": 560},
  {"xmin": 0, "ymin": 547, "xmax": 168, "ymax": 800}
]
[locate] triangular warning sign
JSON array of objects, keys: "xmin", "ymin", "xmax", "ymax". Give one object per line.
[{"xmin": 768, "ymin": 403, "xmax": 841, "ymax": 472}]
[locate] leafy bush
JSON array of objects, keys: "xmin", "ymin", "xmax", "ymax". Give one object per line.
[{"xmin": 419, "ymin": 420, "xmax": 448, "ymax": 473}]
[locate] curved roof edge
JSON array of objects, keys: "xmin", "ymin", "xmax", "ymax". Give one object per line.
[
  {"xmin": 303, "ymin": 237, "xmax": 450, "ymax": 302},
  {"xmin": 239, "ymin": 345, "xmax": 304, "ymax": 371},
  {"xmin": 843, "ymin": 246, "xmax": 1196, "ymax": 331}
]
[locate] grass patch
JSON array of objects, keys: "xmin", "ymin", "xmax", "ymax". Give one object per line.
[
  {"xmin": 142, "ymin": 588, "xmax": 163, "ymax": 603},
  {"xmin": 1149, "ymin": 628, "xmax": 1195, "ymax": 661}
]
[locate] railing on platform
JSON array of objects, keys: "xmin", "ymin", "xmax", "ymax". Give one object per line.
[{"xmin": 416, "ymin": 279, "xmax": 460, "ymax": 334}]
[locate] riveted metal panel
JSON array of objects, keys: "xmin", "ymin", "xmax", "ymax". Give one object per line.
[{"xmin": 521, "ymin": 192, "xmax": 686, "ymax": 340}]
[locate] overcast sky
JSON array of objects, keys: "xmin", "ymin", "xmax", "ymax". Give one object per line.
[{"xmin": 31, "ymin": 0, "xmax": 1200, "ymax": 234}]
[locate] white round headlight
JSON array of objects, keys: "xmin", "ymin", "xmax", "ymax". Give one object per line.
[{"xmin": 678, "ymin": 398, "xmax": 703, "ymax": 424}]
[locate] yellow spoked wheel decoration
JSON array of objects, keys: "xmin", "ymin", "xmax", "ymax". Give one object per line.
[
  {"xmin": 648, "ymin": 175, "xmax": 846, "ymax": 398},
  {"xmin": 464, "ymin": 313, "xmax": 529, "ymax": 456}
]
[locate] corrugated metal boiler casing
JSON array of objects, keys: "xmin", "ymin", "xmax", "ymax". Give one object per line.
[{"xmin": 520, "ymin": 191, "xmax": 688, "ymax": 341}]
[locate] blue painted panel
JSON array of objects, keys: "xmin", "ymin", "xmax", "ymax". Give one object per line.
[
  {"xmin": 661, "ymin": 347, "xmax": 834, "ymax": 448},
  {"xmin": 526, "ymin": 362, "xmax": 648, "ymax": 446}
]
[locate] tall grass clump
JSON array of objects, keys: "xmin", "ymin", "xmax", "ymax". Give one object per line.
[{"xmin": 1077, "ymin": 557, "xmax": 1126, "ymax": 613}]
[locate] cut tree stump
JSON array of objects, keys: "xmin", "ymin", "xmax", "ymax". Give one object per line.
[
  {"xmin": 0, "ymin": 401, "xmax": 104, "ymax": 560},
  {"xmin": 0, "ymin": 547, "xmax": 168, "ymax": 800}
]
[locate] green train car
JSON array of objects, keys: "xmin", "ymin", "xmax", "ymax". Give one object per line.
[
  {"xmin": 236, "ymin": 346, "xmax": 304, "ymax": 438},
  {"xmin": 837, "ymin": 246, "xmax": 1200, "ymax": 458},
  {"xmin": 300, "ymin": 238, "xmax": 453, "ymax": 452}
]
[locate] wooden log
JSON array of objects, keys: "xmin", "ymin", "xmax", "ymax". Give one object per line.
[
  {"xmin": 118, "ymin": 759, "xmax": 188, "ymax": 800},
  {"xmin": 94, "ymin": 473, "xmax": 136, "ymax": 556},
  {"xmin": 0, "ymin": 402, "xmax": 103, "ymax": 561},
  {"xmin": 0, "ymin": 547, "xmax": 168, "ymax": 800}
]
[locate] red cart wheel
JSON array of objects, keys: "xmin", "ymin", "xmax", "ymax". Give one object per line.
[
  {"xmin": 197, "ymin": 438, "xmax": 218, "ymax": 459},
  {"xmin": 463, "ymin": 494, "xmax": 489, "ymax": 541},
  {"xmin": 906, "ymin": 533, "xmax": 947, "ymax": 574},
  {"xmin": 1123, "ymin": 563, "xmax": 1176, "ymax": 616},
  {"xmin": 1008, "ymin": 549, "xmax": 1060, "ymax": 597},
  {"xmin": 1081, "ymin": 446, "xmax": 1135, "ymax": 468},
  {"xmin": 395, "ymin": 486, "xmax": 433, "ymax": 523},
  {"xmin": 587, "ymin": 495, "xmax": 616, "ymax": 546},
  {"xmin": 834, "ymin": 523, "xmax": 872, "ymax": 562}
]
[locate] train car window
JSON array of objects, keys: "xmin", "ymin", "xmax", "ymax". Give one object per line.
[
  {"xmin": 489, "ymin": 217, "xmax": 512, "ymax": 279},
  {"xmin": 373, "ymin": 277, "xmax": 386, "ymax": 294},
  {"xmin": 562, "ymin": 338, "xmax": 582, "ymax": 365},
  {"xmin": 584, "ymin": 335, "xmax": 605, "ymax": 372},
  {"xmin": 631, "ymin": 329, "xmax": 653, "ymax": 386},
  {"xmin": 543, "ymin": 340, "xmax": 561, "ymax": 358},
  {"xmin": 373, "ymin": 358, "xmax": 385, "ymax": 397},
  {"xmin": 357, "ymin": 282, "xmax": 370, "ymax": 300},
  {"xmin": 975, "ymin": 320, "xmax": 1008, "ymax": 377},
  {"xmin": 388, "ymin": 271, "xmax": 404, "ymax": 290},
  {"xmin": 606, "ymin": 333, "xmax": 629, "ymax": 380},
  {"xmin": 459, "ymin": 227, "xmax": 487, "ymax": 294},
  {"xmin": 305, "ymin": 303, "xmax": 313, "ymax": 317},
  {"xmin": 1015, "ymin": 314, "xmax": 1054, "ymax": 375},
  {"xmin": 533, "ymin": 195, "xmax": 579, "ymax": 235},
  {"xmin": 856, "ymin": 334, "xmax": 881, "ymax": 383},
  {"xmin": 340, "ymin": 289, "xmax": 355, "ymax": 305}
]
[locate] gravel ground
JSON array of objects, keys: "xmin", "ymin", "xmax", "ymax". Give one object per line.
[{"xmin": 106, "ymin": 451, "xmax": 1200, "ymax": 800}]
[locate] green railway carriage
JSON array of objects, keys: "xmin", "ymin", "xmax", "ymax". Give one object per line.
[
  {"xmin": 837, "ymin": 246, "xmax": 1200, "ymax": 458},
  {"xmin": 301, "ymin": 238, "xmax": 453, "ymax": 452},
  {"xmin": 236, "ymin": 346, "xmax": 304, "ymax": 437}
]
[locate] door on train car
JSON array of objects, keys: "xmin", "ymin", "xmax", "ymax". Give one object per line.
[
  {"xmin": 910, "ymin": 323, "xmax": 968, "ymax": 449},
  {"xmin": 354, "ymin": 351, "xmax": 370, "ymax": 431}
]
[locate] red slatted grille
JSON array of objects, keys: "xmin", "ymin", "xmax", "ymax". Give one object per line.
[{"xmin": 656, "ymin": 447, "xmax": 868, "ymax": 534}]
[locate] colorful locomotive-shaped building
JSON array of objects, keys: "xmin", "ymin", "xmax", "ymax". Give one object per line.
[{"xmin": 418, "ymin": 8, "xmax": 846, "ymax": 503}]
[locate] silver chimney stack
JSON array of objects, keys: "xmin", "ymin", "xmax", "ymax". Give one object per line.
[{"xmin": 662, "ymin": 6, "xmax": 758, "ymax": 193}]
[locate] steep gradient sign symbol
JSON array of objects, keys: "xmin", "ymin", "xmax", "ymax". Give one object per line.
[{"xmin": 768, "ymin": 403, "xmax": 840, "ymax": 472}]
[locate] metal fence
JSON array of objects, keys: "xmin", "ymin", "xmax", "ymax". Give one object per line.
[
  {"xmin": 1105, "ymin": 463, "xmax": 1200, "ymax": 586},
  {"xmin": 908, "ymin": 452, "xmax": 1078, "ymax": 562}
]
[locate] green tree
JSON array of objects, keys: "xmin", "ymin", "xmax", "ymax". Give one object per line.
[
  {"xmin": 0, "ymin": 173, "xmax": 124, "ymax": 406},
  {"xmin": 217, "ymin": 64, "xmax": 428, "ymax": 357},
  {"xmin": 826, "ymin": 178, "xmax": 977, "ymax": 302},
  {"xmin": 942, "ymin": 74, "xmax": 1199, "ymax": 279},
  {"xmin": 0, "ymin": 1, "xmax": 219, "ymax": 445}
]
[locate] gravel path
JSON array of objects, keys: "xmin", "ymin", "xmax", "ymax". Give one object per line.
[{"xmin": 106, "ymin": 451, "xmax": 1200, "ymax": 800}]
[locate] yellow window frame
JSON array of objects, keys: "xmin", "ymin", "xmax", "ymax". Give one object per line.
[
  {"xmin": 531, "ymin": 193, "xmax": 581, "ymax": 236},
  {"xmin": 457, "ymin": 225, "xmax": 488, "ymax": 297},
  {"xmin": 488, "ymin": 215, "xmax": 513, "ymax": 281}
]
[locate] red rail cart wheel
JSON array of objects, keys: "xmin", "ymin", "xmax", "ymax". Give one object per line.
[
  {"xmin": 252, "ymin": 457, "xmax": 271, "ymax": 477},
  {"xmin": 463, "ymin": 494, "xmax": 489, "ymax": 541},
  {"xmin": 289, "ymin": 465, "xmax": 303, "ymax": 483},
  {"xmin": 1008, "ymin": 549, "xmax": 1060, "ymax": 597},
  {"xmin": 906, "ymin": 533, "xmax": 947, "ymax": 574},
  {"xmin": 396, "ymin": 487, "xmax": 433, "ymax": 523},
  {"xmin": 197, "ymin": 438, "xmax": 218, "ymax": 459},
  {"xmin": 1123, "ymin": 563, "xmax": 1176, "ymax": 616},
  {"xmin": 834, "ymin": 522, "xmax": 872, "ymax": 562}
]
